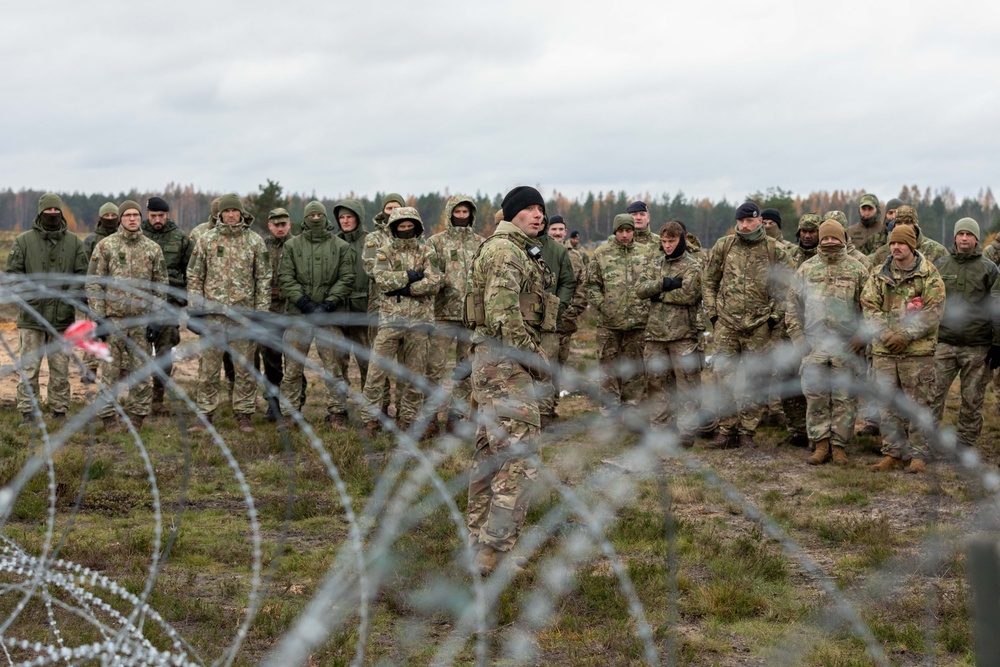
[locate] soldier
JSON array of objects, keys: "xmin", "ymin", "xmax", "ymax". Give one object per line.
[
  {"xmin": 626, "ymin": 200, "xmax": 657, "ymax": 245},
  {"xmin": 190, "ymin": 197, "xmax": 221, "ymax": 244},
  {"xmin": 789, "ymin": 213, "xmax": 821, "ymax": 267},
  {"xmin": 186, "ymin": 193, "xmax": 271, "ymax": 434},
  {"xmin": 703, "ymin": 201, "xmax": 791, "ymax": 449},
  {"xmin": 884, "ymin": 198, "xmax": 903, "ymax": 230},
  {"xmin": 548, "ymin": 216, "xmax": 588, "ymax": 380},
  {"xmin": 868, "ymin": 205, "xmax": 947, "ymax": 268},
  {"xmin": 334, "ymin": 199, "xmax": 373, "ymax": 394},
  {"xmin": 426, "ymin": 195, "xmax": 485, "ymax": 433},
  {"xmin": 930, "ymin": 218, "xmax": 1000, "ymax": 448},
  {"xmin": 786, "ymin": 220, "xmax": 868, "ymax": 465},
  {"xmin": 823, "ymin": 211, "xmax": 873, "ymax": 270},
  {"xmin": 761, "ymin": 208, "xmax": 796, "ymax": 254},
  {"xmin": 567, "ymin": 230, "xmax": 590, "ymax": 267},
  {"xmin": 635, "ymin": 222, "xmax": 704, "ymax": 445},
  {"xmin": 81, "ymin": 202, "xmax": 120, "ymax": 384},
  {"xmin": 278, "ymin": 201, "xmax": 356, "ymax": 429},
  {"xmin": 586, "ymin": 214, "xmax": 651, "ymax": 414},
  {"xmin": 361, "ymin": 207, "xmax": 441, "ymax": 435},
  {"xmin": 466, "ymin": 185, "xmax": 554, "ymax": 576},
  {"xmin": 260, "ymin": 208, "xmax": 294, "ymax": 421},
  {"xmin": 862, "ymin": 224, "xmax": 945, "ymax": 473},
  {"xmin": 536, "ymin": 214, "xmax": 577, "ymax": 426},
  {"xmin": 141, "ymin": 196, "xmax": 192, "ymax": 415},
  {"xmin": 86, "ymin": 200, "xmax": 168, "ymax": 431},
  {"xmin": 6, "ymin": 193, "xmax": 88, "ymax": 427},
  {"xmin": 846, "ymin": 194, "xmax": 886, "ymax": 256}
]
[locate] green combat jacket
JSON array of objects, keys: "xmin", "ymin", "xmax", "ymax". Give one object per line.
[
  {"xmin": 934, "ymin": 246, "xmax": 999, "ymax": 347},
  {"xmin": 141, "ymin": 218, "xmax": 192, "ymax": 306},
  {"xmin": 279, "ymin": 223, "xmax": 356, "ymax": 314},
  {"xmin": 334, "ymin": 199, "xmax": 370, "ymax": 315},
  {"xmin": 635, "ymin": 249, "xmax": 703, "ymax": 342},
  {"xmin": 586, "ymin": 237, "xmax": 651, "ymax": 330},
  {"xmin": 861, "ymin": 252, "xmax": 945, "ymax": 357}
]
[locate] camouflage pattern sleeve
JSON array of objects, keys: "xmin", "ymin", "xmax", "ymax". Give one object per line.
[
  {"xmin": 323, "ymin": 243, "xmax": 356, "ymax": 304},
  {"xmin": 565, "ymin": 249, "xmax": 587, "ymax": 319},
  {"xmin": 702, "ymin": 240, "xmax": 726, "ymax": 322},
  {"xmin": 373, "ymin": 249, "xmax": 411, "ymax": 293},
  {"xmin": 899, "ymin": 267, "xmax": 945, "ymax": 343},
  {"xmin": 768, "ymin": 242, "xmax": 793, "ymax": 323},
  {"xmin": 252, "ymin": 235, "xmax": 272, "ymax": 312},
  {"xmin": 584, "ymin": 254, "xmax": 606, "ymax": 316},
  {"xmin": 151, "ymin": 245, "xmax": 169, "ymax": 310},
  {"xmin": 860, "ymin": 273, "xmax": 888, "ymax": 337},
  {"xmin": 186, "ymin": 238, "xmax": 207, "ymax": 309},
  {"xmin": 634, "ymin": 257, "xmax": 663, "ymax": 300},
  {"xmin": 483, "ymin": 242, "xmax": 536, "ymax": 352},
  {"xmin": 659, "ymin": 260, "xmax": 702, "ymax": 307},
  {"xmin": 409, "ymin": 246, "xmax": 442, "ymax": 298},
  {"xmin": 784, "ymin": 266, "xmax": 806, "ymax": 343},
  {"xmin": 86, "ymin": 241, "xmax": 108, "ymax": 319}
]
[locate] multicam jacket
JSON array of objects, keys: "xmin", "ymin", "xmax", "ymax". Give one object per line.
[
  {"xmin": 362, "ymin": 211, "xmax": 392, "ymax": 315},
  {"xmin": 561, "ymin": 245, "xmax": 588, "ymax": 333},
  {"xmin": 86, "ymin": 228, "xmax": 168, "ymax": 319},
  {"xmin": 869, "ymin": 228, "xmax": 948, "ymax": 269},
  {"xmin": 634, "ymin": 249, "xmax": 703, "ymax": 342},
  {"xmin": 187, "ymin": 221, "xmax": 271, "ymax": 312},
  {"xmin": 427, "ymin": 195, "xmax": 484, "ymax": 322},
  {"xmin": 703, "ymin": 233, "xmax": 791, "ymax": 332},
  {"xmin": 785, "ymin": 247, "xmax": 868, "ymax": 362},
  {"xmin": 861, "ymin": 252, "xmax": 946, "ymax": 357},
  {"xmin": 586, "ymin": 237, "xmax": 652, "ymax": 330}
]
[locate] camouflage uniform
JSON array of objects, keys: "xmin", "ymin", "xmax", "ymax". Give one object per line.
[
  {"xmin": 7, "ymin": 195, "xmax": 89, "ymax": 417},
  {"xmin": 861, "ymin": 252, "xmax": 946, "ymax": 461},
  {"xmin": 586, "ymin": 220, "xmax": 652, "ymax": 409},
  {"xmin": 845, "ymin": 195, "xmax": 887, "ymax": 256},
  {"xmin": 86, "ymin": 226, "xmax": 169, "ymax": 418},
  {"xmin": 141, "ymin": 216, "xmax": 192, "ymax": 406},
  {"xmin": 536, "ymin": 223, "xmax": 577, "ymax": 422},
  {"xmin": 467, "ymin": 218, "xmax": 553, "ymax": 554},
  {"xmin": 823, "ymin": 211, "xmax": 873, "ymax": 270},
  {"xmin": 278, "ymin": 203, "xmax": 356, "ymax": 418},
  {"xmin": 558, "ymin": 243, "xmax": 588, "ymax": 369},
  {"xmin": 426, "ymin": 196, "xmax": 484, "ymax": 422},
  {"xmin": 361, "ymin": 207, "xmax": 441, "ymax": 427},
  {"xmin": 634, "ymin": 244, "xmax": 703, "ymax": 436},
  {"xmin": 81, "ymin": 203, "xmax": 120, "ymax": 380},
  {"xmin": 334, "ymin": 200, "xmax": 373, "ymax": 391},
  {"xmin": 260, "ymin": 228, "xmax": 289, "ymax": 393},
  {"xmin": 868, "ymin": 227, "xmax": 948, "ymax": 269},
  {"xmin": 186, "ymin": 199, "xmax": 271, "ymax": 417},
  {"xmin": 931, "ymin": 241, "xmax": 999, "ymax": 446},
  {"xmin": 703, "ymin": 230, "xmax": 791, "ymax": 437},
  {"xmin": 785, "ymin": 247, "xmax": 868, "ymax": 450}
]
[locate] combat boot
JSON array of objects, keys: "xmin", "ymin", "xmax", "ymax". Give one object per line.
[
  {"xmin": 781, "ymin": 433, "xmax": 810, "ymax": 448},
  {"xmin": 324, "ymin": 413, "xmax": 349, "ymax": 431},
  {"xmin": 807, "ymin": 439, "xmax": 831, "ymax": 465},
  {"xmin": 17, "ymin": 414, "xmax": 32, "ymax": 429},
  {"xmin": 127, "ymin": 414, "xmax": 145, "ymax": 431},
  {"xmin": 236, "ymin": 414, "xmax": 254, "ymax": 434},
  {"xmin": 904, "ymin": 458, "xmax": 927, "ymax": 474},
  {"xmin": 830, "ymin": 445, "xmax": 849, "ymax": 465},
  {"xmin": 187, "ymin": 414, "xmax": 213, "ymax": 434},
  {"xmin": 423, "ymin": 419, "xmax": 440, "ymax": 440},
  {"xmin": 363, "ymin": 420, "xmax": 380, "ymax": 438},
  {"xmin": 151, "ymin": 384, "xmax": 167, "ymax": 416},
  {"xmin": 738, "ymin": 433, "xmax": 755, "ymax": 448},
  {"xmin": 871, "ymin": 455, "xmax": 904, "ymax": 472},
  {"xmin": 476, "ymin": 546, "xmax": 498, "ymax": 576},
  {"xmin": 281, "ymin": 415, "xmax": 297, "ymax": 431},
  {"xmin": 856, "ymin": 423, "xmax": 880, "ymax": 437},
  {"xmin": 706, "ymin": 432, "xmax": 737, "ymax": 450},
  {"xmin": 102, "ymin": 416, "xmax": 122, "ymax": 434}
]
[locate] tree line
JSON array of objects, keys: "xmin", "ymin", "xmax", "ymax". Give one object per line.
[{"xmin": 0, "ymin": 181, "xmax": 996, "ymax": 248}]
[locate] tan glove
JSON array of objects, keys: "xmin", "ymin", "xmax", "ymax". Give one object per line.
[
  {"xmin": 848, "ymin": 336, "xmax": 867, "ymax": 355},
  {"xmin": 882, "ymin": 331, "xmax": 909, "ymax": 355}
]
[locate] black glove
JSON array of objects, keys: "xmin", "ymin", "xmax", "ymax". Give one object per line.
[
  {"xmin": 767, "ymin": 317, "xmax": 778, "ymax": 331},
  {"xmin": 92, "ymin": 318, "xmax": 110, "ymax": 342},
  {"xmin": 710, "ymin": 315, "xmax": 718, "ymax": 327},
  {"xmin": 451, "ymin": 359, "xmax": 473, "ymax": 382},
  {"xmin": 661, "ymin": 276, "xmax": 683, "ymax": 292},
  {"xmin": 186, "ymin": 310, "xmax": 206, "ymax": 336},
  {"xmin": 406, "ymin": 269, "xmax": 425, "ymax": 283},
  {"xmin": 988, "ymin": 345, "xmax": 1000, "ymax": 370},
  {"xmin": 319, "ymin": 299, "xmax": 341, "ymax": 313},
  {"xmin": 145, "ymin": 324, "xmax": 161, "ymax": 343},
  {"xmin": 386, "ymin": 284, "xmax": 413, "ymax": 298},
  {"xmin": 295, "ymin": 296, "xmax": 318, "ymax": 314}
]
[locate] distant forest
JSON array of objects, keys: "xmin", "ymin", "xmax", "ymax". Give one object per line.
[{"xmin": 1, "ymin": 181, "xmax": 997, "ymax": 248}]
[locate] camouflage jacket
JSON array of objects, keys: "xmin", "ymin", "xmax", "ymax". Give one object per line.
[
  {"xmin": 469, "ymin": 221, "xmax": 552, "ymax": 353},
  {"xmin": 586, "ymin": 238, "xmax": 651, "ymax": 330},
  {"xmin": 861, "ymin": 252, "xmax": 946, "ymax": 357},
  {"xmin": 84, "ymin": 225, "xmax": 116, "ymax": 261},
  {"xmin": 561, "ymin": 245, "xmax": 588, "ymax": 333},
  {"xmin": 634, "ymin": 227, "xmax": 657, "ymax": 246},
  {"xmin": 869, "ymin": 230, "xmax": 947, "ymax": 269},
  {"xmin": 187, "ymin": 221, "xmax": 271, "ymax": 313},
  {"xmin": 984, "ymin": 236, "xmax": 1000, "ymax": 266},
  {"xmin": 847, "ymin": 219, "xmax": 887, "ymax": 256},
  {"xmin": 372, "ymin": 236, "xmax": 441, "ymax": 326},
  {"xmin": 265, "ymin": 234, "xmax": 289, "ymax": 313},
  {"xmin": 789, "ymin": 244, "xmax": 817, "ymax": 269},
  {"xmin": 427, "ymin": 196, "xmax": 484, "ymax": 321},
  {"xmin": 934, "ymin": 246, "xmax": 999, "ymax": 347},
  {"xmin": 362, "ymin": 212, "xmax": 392, "ymax": 315},
  {"xmin": 189, "ymin": 219, "xmax": 215, "ymax": 245},
  {"xmin": 785, "ymin": 248, "xmax": 868, "ymax": 362},
  {"xmin": 634, "ymin": 250, "xmax": 703, "ymax": 342},
  {"xmin": 141, "ymin": 218, "xmax": 192, "ymax": 305},
  {"xmin": 279, "ymin": 227, "xmax": 356, "ymax": 315},
  {"xmin": 703, "ymin": 233, "xmax": 791, "ymax": 332},
  {"xmin": 86, "ymin": 228, "xmax": 168, "ymax": 319},
  {"xmin": 564, "ymin": 239, "xmax": 591, "ymax": 267}
]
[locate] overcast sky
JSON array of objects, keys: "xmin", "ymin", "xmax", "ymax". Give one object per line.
[{"xmin": 2, "ymin": 0, "xmax": 998, "ymax": 205}]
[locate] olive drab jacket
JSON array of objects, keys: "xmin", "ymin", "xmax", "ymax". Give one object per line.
[
  {"xmin": 427, "ymin": 195, "xmax": 484, "ymax": 322},
  {"xmin": 934, "ymin": 245, "xmax": 1000, "ymax": 347},
  {"xmin": 334, "ymin": 199, "xmax": 371, "ymax": 316},
  {"xmin": 279, "ymin": 220, "xmax": 356, "ymax": 315},
  {"xmin": 142, "ymin": 218, "xmax": 192, "ymax": 307}
]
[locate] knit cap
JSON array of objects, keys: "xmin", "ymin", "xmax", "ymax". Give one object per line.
[
  {"xmin": 217, "ymin": 193, "xmax": 245, "ymax": 215},
  {"xmin": 818, "ymin": 219, "xmax": 845, "ymax": 244},
  {"xmin": 98, "ymin": 202, "xmax": 119, "ymax": 217},
  {"xmin": 889, "ymin": 224, "xmax": 917, "ymax": 251},
  {"xmin": 613, "ymin": 213, "xmax": 635, "ymax": 232},
  {"xmin": 954, "ymin": 217, "xmax": 980, "ymax": 241}
]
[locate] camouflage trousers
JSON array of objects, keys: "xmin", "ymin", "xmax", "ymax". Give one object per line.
[
  {"xmin": 557, "ymin": 329, "xmax": 574, "ymax": 368},
  {"xmin": 467, "ymin": 347, "xmax": 540, "ymax": 552},
  {"xmin": 596, "ymin": 327, "xmax": 646, "ymax": 408},
  {"xmin": 195, "ymin": 317, "xmax": 258, "ymax": 416},
  {"xmin": 872, "ymin": 355, "xmax": 935, "ymax": 460},
  {"xmin": 763, "ymin": 325, "xmax": 807, "ymax": 437},
  {"xmin": 98, "ymin": 325, "xmax": 153, "ymax": 418},
  {"xmin": 859, "ymin": 349, "xmax": 881, "ymax": 428},
  {"xmin": 931, "ymin": 343, "xmax": 990, "ymax": 447},
  {"xmin": 800, "ymin": 356, "xmax": 862, "ymax": 448},
  {"xmin": 425, "ymin": 320, "xmax": 474, "ymax": 419},
  {"xmin": 15, "ymin": 328, "xmax": 71, "ymax": 415},
  {"xmin": 643, "ymin": 338, "xmax": 702, "ymax": 435},
  {"xmin": 339, "ymin": 323, "xmax": 371, "ymax": 391},
  {"xmin": 712, "ymin": 321, "xmax": 771, "ymax": 435},
  {"xmin": 150, "ymin": 325, "xmax": 181, "ymax": 394},
  {"xmin": 280, "ymin": 325, "xmax": 350, "ymax": 417},
  {"xmin": 361, "ymin": 325, "xmax": 429, "ymax": 425},
  {"xmin": 538, "ymin": 332, "xmax": 561, "ymax": 420}
]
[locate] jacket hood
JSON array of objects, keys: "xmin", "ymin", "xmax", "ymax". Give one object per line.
[
  {"xmin": 443, "ymin": 195, "xmax": 477, "ymax": 230},
  {"xmin": 388, "ymin": 206, "xmax": 424, "ymax": 238},
  {"xmin": 333, "ymin": 199, "xmax": 366, "ymax": 230}
]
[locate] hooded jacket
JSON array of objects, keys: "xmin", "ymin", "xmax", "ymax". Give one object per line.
[
  {"xmin": 141, "ymin": 217, "xmax": 193, "ymax": 305},
  {"xmin": 6, "ymin": 205, "xmax": 89, "ymax": 332},
  {"xmin": 279, "ymin": 213, "xmax": 356, "ymax": 315},
  {"xmin": 634, "ymin": 244, "xmax": 703, "ymax": 342},
  {"xmin": 362, "ymin": 193, "xmax": 407, "ymax": 315},
  {"xmin": 585, "ymin": 236, "xmax": 651, "ymax": 330},
  {"xmin": 187, "ymin": 218, "xmax": 271, "ymax": 313},
  {"xmin": 334, "ymin": 199, "xmax": 370, "ymax": 314},
  {"xmin": 86, "ymin": 227, "xmax": 169, "ymax": 319},
  {"xmin": 427, "ymin": 195, "xmax": 485, "ymax": 321},
  {"xmin": 372, "ymin": 207, "xmax": 442, "ymax": 326},
  {"xmin": 934, "ymin": 245, "xmax": 999, "ymax": 347},
  {"xmin": 861, "ymin": 252, "xmax": 946, "ymax": 357}
]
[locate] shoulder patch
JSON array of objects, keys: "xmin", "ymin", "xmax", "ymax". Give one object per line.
[
  {"xmin": 376, "ymin": 251, "xmax": 388, "ymax": 261},
  {"xmin": 365, "ymin": 239, "xmax": 377, "ymax": 247}
]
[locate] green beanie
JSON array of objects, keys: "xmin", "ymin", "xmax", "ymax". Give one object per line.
[
  {"xmin": 38, "ymin": 193, "xmax": 64, "ymax": 214},
  {"xmin": 118, "ymin": 200, "xmax": 142, "ymax": 218},
  {"xmin": 613, "ymin": 213, "xmax": 635, "ymax": 232},
  {"xmin": 954, "ymin": 217, "xmax": 981, "ymax": 241},
  {"xmin": 381, "ymin": 193, "xmax": 405, "ymax": 209},
  {"xmin": 98, "ymin": 202, "xmax": 119, "ymax": 217},
  {"xmin": 304, "ymin": 200, "xmax": 328, "ymax": 219},
  {"xmin": 823, "ymin": 211, "xmax": 849, "ymax": 228},
  {"xmin": 217, "ymin": 193, "xmax": 245, "ymax": 215},
  {"xmin": 885, "ymin": 198, "xmax": 903, "ymax": 211}
]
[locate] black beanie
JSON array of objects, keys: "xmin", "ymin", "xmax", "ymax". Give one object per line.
[
  {"xmin": 761, "ymin": 208, "xmax": 781, "ymax": 228},
  {"xmin": 735, "ymin": 201, "xmax": 761, "ymax": 220},
  {"xmin": 146, "ymin": 196, "xmax": 169, "ymax": 213},
  {"xmin": 501, "ymin": 186, "xmax": 545, "ymax": 222}
]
